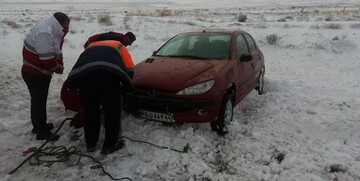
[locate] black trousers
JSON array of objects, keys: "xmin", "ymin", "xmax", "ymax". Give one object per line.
[
  {"xmin": 79, "ymin": 71, "xmax": 122, "ymax": 148},
  {"xmin": 21, "ymin": 70, "xmax": 51, "ymax": 134}
]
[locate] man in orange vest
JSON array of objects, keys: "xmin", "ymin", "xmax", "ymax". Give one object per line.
[
  {"xmin": 60, "ymin": 32, "xmax": 136, "ymax": 128},
  {"xmin": 65, "ymin": 37, "xmax": 135, "ymax": 154}
]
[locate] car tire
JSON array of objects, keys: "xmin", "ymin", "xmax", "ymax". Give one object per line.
[
  {"xmin": 256, "ymin": 66, "xmax": 265, "ymax": 95},
  {"xmin": 210, "ymin": 92, "xmax": 234, "ymax": 136}
]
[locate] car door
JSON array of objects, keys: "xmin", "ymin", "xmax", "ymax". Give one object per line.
[
  {"xmin": 235, "ymin": 33, "xmax": 253, "ymax": 100},
  {"xmin": 244, "ymin": 33, "xmax": 262, "ymax": 87}
]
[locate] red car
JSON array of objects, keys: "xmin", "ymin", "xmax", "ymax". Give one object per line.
[{"xmin": 129, "ymin": 29, "xmax": 265, "ymax": 135}]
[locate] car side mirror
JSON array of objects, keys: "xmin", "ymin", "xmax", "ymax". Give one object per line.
[
  {"xmin": 152, "ymin": 50, "xmax": 157, "ymax": 56},
  {"xmin": 239, "ymin": 54, "xmax": 252, "ymax": 62}
]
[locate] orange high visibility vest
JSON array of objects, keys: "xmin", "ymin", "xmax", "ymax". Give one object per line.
[{"xmin": 87, "ymin": 40, "xmax": 134, "ymax": 69}]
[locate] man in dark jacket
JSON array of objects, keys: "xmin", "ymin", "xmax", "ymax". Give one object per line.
[
  {"xmin": 22, "ymin": 12, "xmax": 70, "ymax": 141},
  {"xmin": 66, "ymin": 39, "xmax": 135, "ymax": 155},
  {"xmin": 61, "ymin": 31, "xmax": 136, "ymax": 129}
]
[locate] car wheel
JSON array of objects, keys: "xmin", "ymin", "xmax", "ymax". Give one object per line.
[
  {"xmin": 211, "ymin": 93, "xmax": 234, "ymax": 136},
  {"xmin": 256, "ymin": 66, "xmax": 265, "ymax": 95}
]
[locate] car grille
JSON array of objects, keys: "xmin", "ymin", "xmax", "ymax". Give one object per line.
[{"xmin": 126, "ymin": 91, "xmax": 217, "ymax": 113}]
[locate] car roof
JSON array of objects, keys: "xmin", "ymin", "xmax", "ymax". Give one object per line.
[{"xmin": 184, "ymin": 29, "xmax": 246, "ymax": 34}]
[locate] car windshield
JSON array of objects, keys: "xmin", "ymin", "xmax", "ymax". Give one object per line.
[{"xmin": 154, "ymin": 32, "xmax": 231, "ymax": 60}]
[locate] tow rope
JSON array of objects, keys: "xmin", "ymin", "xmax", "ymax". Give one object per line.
[
  {"xmin": 22, "ymin": 145, "xmax": 132, "ymax": 181},
  {"xmin": 8, "ymin": 117, "xmax": 190, "ymax": 180},
  {"xmin": 8, "ymin": 117, "xmax": 73, "ymax": 175}
]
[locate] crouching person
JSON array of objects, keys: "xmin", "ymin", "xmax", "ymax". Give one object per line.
[
  {"xmin": 60, "ymin": 31, "xmax": 136, "ymax": 129},
  {"xmin": 65, "ymin": 40, "xmax": 134, "ymax": 154}
]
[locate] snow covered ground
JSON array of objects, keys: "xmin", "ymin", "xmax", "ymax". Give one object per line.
[{"xmin": 1, "ymin": 0, "xmax": 360, "ymax": 180}]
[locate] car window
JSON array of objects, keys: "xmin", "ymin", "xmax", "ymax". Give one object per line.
[
  {"xmin": 155, "ymin": 33, "xmax": 231, "ymax": 60},
  {"xmin": 207, "ymin": 35, "xmax": 231, "ymax": 59},
  {"xmin": 156, "ymin": 37, "xmax": 185, "ymax": 55},
  {"xmin": 236, "ymin": 34, "xmax": 249, "ymax": 58},
  {"xmin": 244, "ymin": 34, "xmax": 257, "ymax": 53}
]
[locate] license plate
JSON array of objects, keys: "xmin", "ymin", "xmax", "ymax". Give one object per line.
[{"xmin": 139, "ymin": 110, "xmax": 175, "ymax": 123}]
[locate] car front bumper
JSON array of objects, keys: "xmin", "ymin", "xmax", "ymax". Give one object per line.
[{"xmin": 126, "ymin": 92, "xmax": 220, "ymax": 123}]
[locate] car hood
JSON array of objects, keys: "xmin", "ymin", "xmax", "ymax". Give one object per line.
[{"xmin": 133, "ymin": 56, "xmax": 228, "ymax": 92}]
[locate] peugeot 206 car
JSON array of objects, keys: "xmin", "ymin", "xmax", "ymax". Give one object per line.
[{"xmin": 129, "ymin": 29, "xmax": 265, "ymax": 135}]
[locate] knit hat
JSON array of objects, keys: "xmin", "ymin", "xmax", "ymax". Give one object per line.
[
  {"xmin": 54, "ymin": 12, "xmax": 70, "ymax": 25},
  {"xmin": 125, "ymin": 32, "xmax": 136, "ymax": 41}
]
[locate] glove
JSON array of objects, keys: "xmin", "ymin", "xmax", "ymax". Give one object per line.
[
  {"xmin": 57, "ymin": 58, "xmax": 63, "ymax": 66},
  {"xmin": 55, "ymin": 65, "xmax": 64, "ymax": 74}
]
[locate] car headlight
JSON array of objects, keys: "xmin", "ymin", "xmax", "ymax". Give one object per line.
[{"xmin": 176, "ymin": 80, "xmax": 215, "ymax": 95}]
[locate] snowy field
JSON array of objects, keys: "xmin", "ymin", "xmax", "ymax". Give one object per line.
[{"xmin": 1, "ymin": 0, "xmax": 360, "ymax": 180}]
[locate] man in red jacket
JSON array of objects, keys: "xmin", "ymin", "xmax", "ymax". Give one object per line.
[
  {"xmin": 83, "ymin": 31, "xmax": 136, "ymax": 48},
  {"xmin": 22, "ymin": 12, "xmax": 70, "ymax": 141}
]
